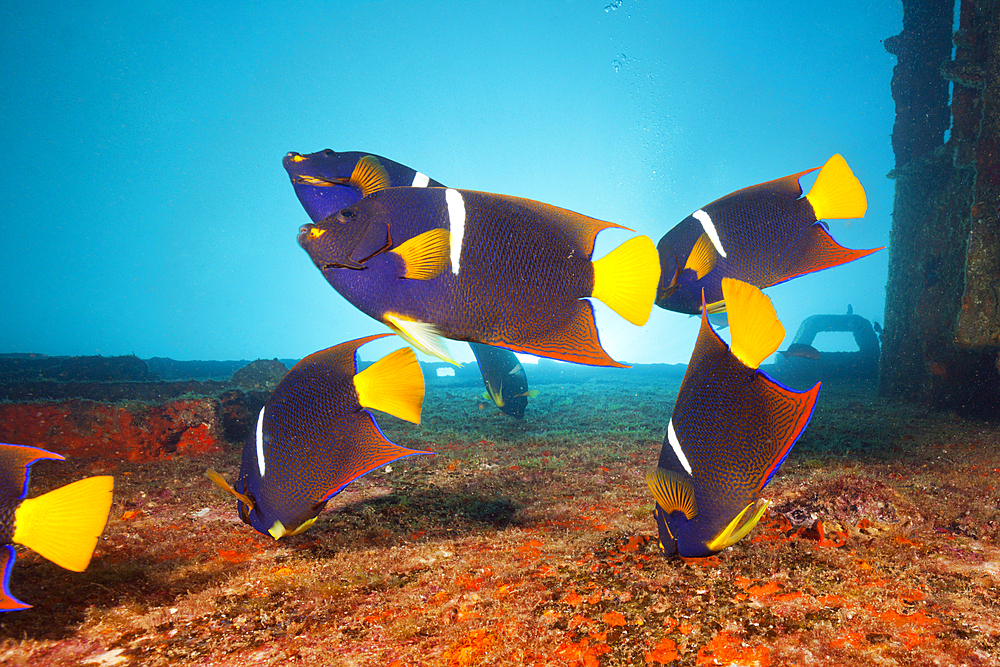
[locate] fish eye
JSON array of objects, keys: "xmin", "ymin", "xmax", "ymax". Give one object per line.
[{"xmin": 338, "ymin": 208, "xmax": 356, "ymax": 221}]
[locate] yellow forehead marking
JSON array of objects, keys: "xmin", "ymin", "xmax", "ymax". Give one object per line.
[
  {"xmin": 291, "ymin": 154, "xmax": 307, "ymax": 162},
  {"xmin": 309, "ymin": 228, "xmax": 326, "ymax": 239}
]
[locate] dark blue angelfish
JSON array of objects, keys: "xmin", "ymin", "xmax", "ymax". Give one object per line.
[
  {"xmin": 656, "ymin": 155, "xmax": 879, "ymax": 315},
  {"xmin": 284, "ymin": 149, "xmax": 539, "ymax": 414},
  {"xmin": 208, "ymin": 335, "xmax": 429, "ymax": 539},
  {"xmin": 283, "ymin": 149, "xmax": 445, "ymax": 223},
  {"xmin": 470, "ymin": 342, "xmax": 538, "ymax": 418},
  {"xmin": 647, "ymin": 279, "xmax": 820, "ymax": 558}
]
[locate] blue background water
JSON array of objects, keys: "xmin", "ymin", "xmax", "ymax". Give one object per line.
[{"xmin": 0, "ymin": 1, "xmax": 903, "ymax": 366}]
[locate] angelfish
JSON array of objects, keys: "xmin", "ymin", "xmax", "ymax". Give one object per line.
[
  {"xmin": 284, "ymin": 150, "xmax": 534, "ymax": 417},
  {"xmin": 208, "ymin": 334, "xmax": 430, "ymax": 539},
  {"xmin": 470, "ymin": 343, "xmax": 538, "ymax": 419},
  {"xmin": 646, "ymin": 278, "xmax": 820, "ymax": 558},
  {"xmin": 298, "ymin": 187, "xmax": 660, "ymax": 367},
  {"xmin": 0, "ymin": 443, "xmax": 113, "ymax": 611},
  {"xmin": 282, "ymin": 150, "xmax": 444, "ymax": 223},
  {"xmin": 656, "ymin": 154, "xmax": 879, "ymax": 314}
]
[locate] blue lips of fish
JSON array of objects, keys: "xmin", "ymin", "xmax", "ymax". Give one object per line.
[
  {"xmin": 208, "ymin": 334, "xmax": 430, "ymax": 539},
  {"xmin": 646, "ymin": 279, "xmax": 821, "ymax": 558}
]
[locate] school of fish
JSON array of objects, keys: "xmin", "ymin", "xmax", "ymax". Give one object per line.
[{"xmin": 0, "ymin": 149, "xmax": 879, "ymax": 612}]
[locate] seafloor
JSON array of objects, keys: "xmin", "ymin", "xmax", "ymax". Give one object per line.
[{"xmin": 1, "ymin": 367, "xmax": 998, "ymax": 666}]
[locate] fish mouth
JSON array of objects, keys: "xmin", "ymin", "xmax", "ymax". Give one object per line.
[{"xmin": 297, "ymin": 224, "xmax": 312, "ymax": 247}]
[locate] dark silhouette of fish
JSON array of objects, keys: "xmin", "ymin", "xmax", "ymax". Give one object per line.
[
  {"xmin": 470, "ymin": 342, "xmax": 538, "ymax": 418},
  {"xmin": 646, "ymin": 279, "xmax": 820, "ymax": 558},
  {"xmin": 656, "ymin": 154, "xmax": 880, "ymax": 315},
  {"xmin": 0, "ymin": 443, "xmax": 113, "ymax": 611},
  {"xmin": 207, "ymin": 335, "xmax": 429, "ymax": 539},
  {"xmin": 299, "ymin": 187, "xmax": 660, "ymax": 367},
  {"xmin": 778, "ymin": 343, "xmax": 821, "ymax": 360}
]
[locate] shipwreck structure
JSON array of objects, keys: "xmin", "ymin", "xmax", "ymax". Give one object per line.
[{"xmin": 881, "ymin": 0, "xmax": 1000, "ymax": 416}]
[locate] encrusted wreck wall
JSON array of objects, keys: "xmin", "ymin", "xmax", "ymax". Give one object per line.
[{"xmin": 880, "ymin": 0, "xmax": 1000, "ymax": 416}]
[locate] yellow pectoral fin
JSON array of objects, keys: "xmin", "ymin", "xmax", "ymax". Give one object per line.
[
  {"xmin": 706, "ymin": 498, "xmax": 770, "ymax": 552},
  {"xmin": 805, "ymin": 154, "xmax": 867, "ymax": 220},
  {"xmin": 353, "ymin": 346, "xmax": 425, "ymax": 424},
  {"xmin": 13, "ymin": 476, "xmax": 114, "ymax": 572},
  {"xmin": 721, "ymin": 278, "xmax": 784, "ymax": 369},
  {"xmin": 390, "ymin": 228, "xmax": 451, "ymax": 280},
  {"xmin": 351, "ymin": 155, "xmax": 391, "ymax": 196},
  {"xmin": 684, "ymin": 233, "xmax": 719, "ymax": 279},
  {"xmin": 384, "ymin": 313, "xmax": 462, "ymax": 367},
  {"xmin": 644, "ymin": 467, "xmax": 697, "ymax": 520},
  {"xmin": 591, "ymin": 235, "xmax": 660, "ymax": 326}
]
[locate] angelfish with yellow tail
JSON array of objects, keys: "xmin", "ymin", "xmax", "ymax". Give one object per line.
[
  {"xmin": 208, "ymin": 334, "xmax": 430, "ymax": 540},
  {"xmin": 0, "ymin": 443, "xmax": 113, "ymax": 611},
  {"xmin": 298, "ymin": 187, "xmax": 661, "ymax": 368},
  {"xmin": 646, "ymin": 279, "xmax": 820, "ymax": 558},
  {"xmin": 656, "ymin": 154, "xmax": 879, "ymax": 315}
]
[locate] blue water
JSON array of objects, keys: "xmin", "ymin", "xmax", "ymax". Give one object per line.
[{"xmin": 0, "ymin": 1, "xmax": 901, "ymax": 367}]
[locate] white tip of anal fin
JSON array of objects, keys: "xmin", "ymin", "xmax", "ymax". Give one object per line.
[
  {"xmin": 692, "ymin": 209, "xmax": 726, "ymax": 258},
  {"xmin": 255, "ymin": 405, "xmax": 266, "ymax": 478},
  {"xmin": 445, "ymin": 189, "xmax": 465, "ymax": 275},
  {"xmin": 667, "ymin": 419, "xmax": 693, "ymax": 475}
]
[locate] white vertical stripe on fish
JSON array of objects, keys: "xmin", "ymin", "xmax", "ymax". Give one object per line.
[{"xmin": 445, "ymin": 189, "xmax": 465, "ymax": 274}]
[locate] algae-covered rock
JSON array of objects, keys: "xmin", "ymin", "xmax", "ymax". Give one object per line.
[{"xmin": 230, "ymin": 359, "xmax": 288, "ymax": 392}]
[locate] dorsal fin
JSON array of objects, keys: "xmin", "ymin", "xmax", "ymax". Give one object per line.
[
  {"xmin": 353, "ymin": 347, "xmax": 424, "ymax": 424},
  {"xmin": 805, "ymin": 154, "xmax": 867, "ymax": 220},
  {"xmin": 722, "ymin": 278, "xmax": 784, "ymax": 369},
  {"xmin": 351, "ymin": 156, "xmax": 390, "ymax": 196},
  {"xmin": 645, "ymin": 467, "xmax": 698, "ymax": 520}
]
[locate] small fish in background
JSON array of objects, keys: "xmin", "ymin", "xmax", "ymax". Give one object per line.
[
  {"xmin": 470, "ymin": 343, "xmax": 539, "ymax": 419},
  {"xmin": 284, "ymin": 150, "xmax": 539, "ymax": 416},
  {"xmin": 646, "ymin": 279, "xmax": 820, "ymax": 558},
  {"xmin": 656, "ymin": 154, "xmax": 880, "ymax": 315},
  {"xmin": 846, "ymin": 304, "xmax": 854, "ymax": 315},
  {"xmin": 283, "ymin": 150, "xmax": 445, "ymax": 223},
  {"xmin": 299, "ymin": 187, "xmax": 660, "ymax": 367},
  {"xmin": 0, "ymin": 443, "xmax": 114, "ymax": 611},
  {"xmin": 208, "ymin": 334, "xmax": 430, "ymax": 540},
  {"xmin": 778, "ymin": 343, "xmax": 821, "ymax": 360}
]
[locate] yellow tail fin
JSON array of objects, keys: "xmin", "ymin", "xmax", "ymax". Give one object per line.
[
  {"xmin": 13, "ymin": 476, "xmax": 114, "ymax": 572},
  {"xmin": 591, "ymin": 235, "xmax": 660, "ymax": 326},
  {"xmin": 722, "ymin": 278, "xmax": 785, "ymax": 369},
  {"xmin": 805, "ymin": 154, "xmax": 867, "ymax": 220},
  {"xmin": 353, "ymin": 347, "xmax": 425, "ymax": 424}
]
